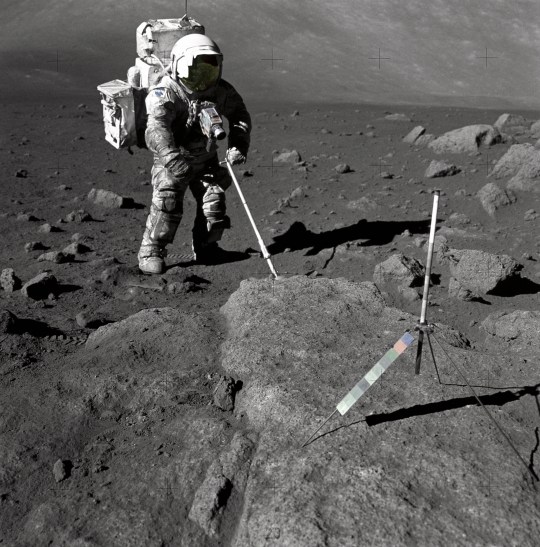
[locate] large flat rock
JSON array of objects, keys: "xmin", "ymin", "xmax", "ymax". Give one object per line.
[{"xmin": 220, "ymin": 276, "xmax": 540, "ymax": 547}]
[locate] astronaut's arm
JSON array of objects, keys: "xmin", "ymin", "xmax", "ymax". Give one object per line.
[
  {"xmin": 222, "ymin": 84, "xmax": 252, "ymax": 157},
  {"xmin": 145, "ymin": 89, "xmax": 192, "ymax": 176}
]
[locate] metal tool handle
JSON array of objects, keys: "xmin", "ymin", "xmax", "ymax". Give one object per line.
[{"xmin": 221, "ymin": 158, "xmax": 279, "ymax": 278}]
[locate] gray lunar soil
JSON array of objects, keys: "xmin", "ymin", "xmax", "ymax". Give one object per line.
[{"xmin": 1, "ymin": 99, "xmax": 540, "ymax": 546}]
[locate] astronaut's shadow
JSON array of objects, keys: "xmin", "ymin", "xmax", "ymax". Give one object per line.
[{"xmin": 267, "ymin": 219, "xmax": 433, "ymax": 256}]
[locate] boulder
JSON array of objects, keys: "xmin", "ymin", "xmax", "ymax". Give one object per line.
[
  {"xmin": 493, "ymin": 113, "xmax": 532, "ymax": 135},
  {"xmin": 374, "ymin": 253, "xmax": 424, "ymax": 288},
  {"xmin": 428, "ymin": 125, "xmax": 501, "ymax": 154},
  {"xmin": 481, "ymin": 310, "xmax": 540, "ymax": 355},
  {"xmin": 476, "ymin": 183, "xmax": 516, "ymax": 216},
  {"xmin": 490, "ymin": 144, "xmax": 537, "ymax": 179},
  {"xmin": 507, "ymin": 151, "xmax": 540, "ymax": 192},
  {"xmin": 21, "ymin": 272, "xmax": 58, "ymax": 299},
  {"xmin": 424, "ymin": 160, "xmax": 461, "ymax": 178},
  {"xmin": 402, "ymin": 125, "xmax": 425, "ymax": 144},
  {"xmin": 447, "ymin": 249, "xmax": 521, "ymax": 294},
  {"xmin": 219, "ymin": 276, "xmax": 538, "ymax": 547},
  {"xmin": 414, "ymin": 133, "xmax": 435, "ymax": 146},
  {"xmin": 531, "ymin": 120, "xmax": 540, "ymax": 138}
]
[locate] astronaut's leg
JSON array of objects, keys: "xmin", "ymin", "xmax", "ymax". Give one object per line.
[
  {"xmin": 138, "ymin": 163, "xmax": 188, "ymax": 274},
  {"xmin": 190, "ymin": 165, "xmax": 232, "ymax": 262}
]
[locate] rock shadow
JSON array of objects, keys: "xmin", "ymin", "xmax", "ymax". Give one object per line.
[
  {"xmin": 267, "ymin": 219, "xmax": 433, "ymax": 256},
  {"xmin": 13, "ymin": 318, "xmax": 63, "ymax": 338},
  {"xmin": 489, "ymin": 276, "xmax": 540, "ymax": 298}
]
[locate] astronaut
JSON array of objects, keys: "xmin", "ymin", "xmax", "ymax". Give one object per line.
[{"xmin": 138, "ymin": 33, "xmax": 251, "ymax": 274}]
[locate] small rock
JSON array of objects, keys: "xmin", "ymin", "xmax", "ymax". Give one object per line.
[
  {"xmin": 347, "ymin": 197, "xmax": 378, "ymax": 211},
  {"xmin": 524, "ymin": 209, "xmax": 539, "ymax": 221},
  {"xmin": 448, "ymin": 277, "xmax": 479, "ymax": 301},
  {"xmin": 380, "ymin": 171, "xmax": 394, "ymax": 179},
  {"xmin": 65, "ymin": 209, "xmax": 93, "ymax": 223},
  {"xmin": 213, "ymin": 376, "xmax": 241, "ymax": 411},
  {"xmin": 273, "ymin": 150, "xmax": 301, "ymax": 163},
  {"xmin": 384, "ymin": 113, "xmax": 412, "ymax": 122},
  {"xmin": 289, "ymin": 186, "xmax": 306, "ymax": 199},
  {"xmin": 0, "ymin": 309, "xmax": 18, "ymax": 334},
  {"xmin": 397, "ymin": 286, "xmax": 420, "ymax": 301},
  {"xmin": 424, "ymin": 160, "xmax": 461, "ymax": 178},
  {"xmin": 477, "ymin": 182, "xmax": 516, "ymax": 217},
  {"xmin": 21, "ymin": 272, "xmax": 58, "ymax": 300},
  {"xmin": 16, "ymin": 212, "xmax": 39, "ymax": 222},
  {"xmin": 403, "ymin": 126, "xmax": 426, "ymax": 144},
  {"xmin": 38, "ymin": 223, "xmax": 61, "ymax": 233},
  {"xmin": 374, "ymin": 254, "xmax": 424, "ymax": 288},
  {"xmin": 1, "ymin": 269, "xmax": 22, "ymax": 292},
  {"xmin": 448, "ymin": 213, "xmax": 471, "ymax": 226},
  {"xmin": 15, "ymin": 169, "xmax": 28, "ymax": 178},
  {"xmin": 63, "ymin": 242, "xmax": 92, "ymax": 254},
  {"xmin": 75, "ymin": 311, "xmax": 110, "ymax": 329},
  {"xmin": 88, "ymin": 257, "xmax": 119, "ymax": 268},
  {"xmin": 53, "ymin": 459, "xmax": 71, "ymax": 482},
  {"xmin": 334, "ymin": 163, "xmax": 351, "ymax": 174},
  {"xmin": 88, "ymin": 188, "xmax": 134, "ymax": 209},
  {"xmin": 37, "ymin": 251, "xmax": 75, "ymax": 264}
]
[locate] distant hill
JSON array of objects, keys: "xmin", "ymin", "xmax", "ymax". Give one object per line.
[{"xmin": 0, "ymin": 0, "xmax": 538, "ymax": 108}]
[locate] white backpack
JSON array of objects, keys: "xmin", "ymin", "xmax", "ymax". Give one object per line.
[{"xmin": 97, "ymin": 15, "xmax": 204, "ymax": 151}]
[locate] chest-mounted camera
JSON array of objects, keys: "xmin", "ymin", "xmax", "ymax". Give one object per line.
[{"xmin": 198, "ymin": 102, "xmax": 226, "ymax": 151}]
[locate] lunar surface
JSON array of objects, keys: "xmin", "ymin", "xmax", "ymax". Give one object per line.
[{"xmin": 1, "ymin": 2, "xmax": 540, "ymax": 546}]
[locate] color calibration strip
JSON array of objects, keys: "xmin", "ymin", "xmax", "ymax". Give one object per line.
[{"xmin": 336, "ymin": 332, "xmax": 415, "ymax": 416}]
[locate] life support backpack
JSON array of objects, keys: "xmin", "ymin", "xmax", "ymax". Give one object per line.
[{"xmin": 97, "ymin": 15, "xmax": 204, "ymax": 151}]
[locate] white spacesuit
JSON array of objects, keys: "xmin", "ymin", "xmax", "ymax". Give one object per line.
[{"xmin": 138, "ymin": 33, "xmax": 251, "ymax": 274}]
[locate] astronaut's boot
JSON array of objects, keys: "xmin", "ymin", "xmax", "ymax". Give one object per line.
[
  {"xmin": 138, "ymin": 194, "xmax": 182, "ymax": 274},
  {"xmin": 192, "ymin": 217, "xmax": 230, "ymax": 264},
  {"xmin": 138, "ymin": 245, "xmax": 167, "ymax": 274}
]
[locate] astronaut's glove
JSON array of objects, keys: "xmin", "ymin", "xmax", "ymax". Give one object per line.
[
  {"xmin": 165, "ymin": 155, "xmax": 193, "ymax": 179},
  {"xmin": 226, "ymin": 147, "xmax": 246, "ymax": 166}
]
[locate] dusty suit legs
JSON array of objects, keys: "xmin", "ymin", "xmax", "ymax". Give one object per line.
[
  {"xmin": 138, "ymin": 159, "xmax": 231, "ymax": 272},
  {"xmin": 190, "ymin": 165, "xmax": 231, "ymax": 258},
  {"xmin": 138, "ymin": 163, "xmax": 188, "ymax": 272}
]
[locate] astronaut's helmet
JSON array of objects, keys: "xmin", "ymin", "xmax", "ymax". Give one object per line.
[{"xmin": 171, "ymin": 34, "xmax": 223, "ymax": 93}]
